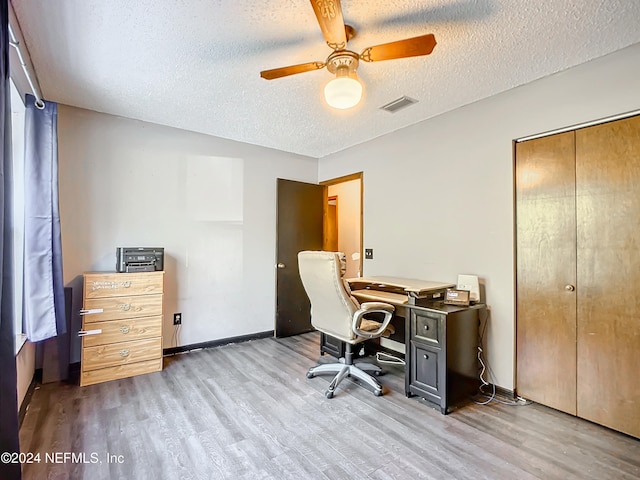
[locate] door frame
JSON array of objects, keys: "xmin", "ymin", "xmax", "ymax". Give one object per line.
[{"xmin": 320, "ymin": 172, "xmax": 364, "ymax": 278}]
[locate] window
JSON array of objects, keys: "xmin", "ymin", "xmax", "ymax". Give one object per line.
[{"xmin": 10, "ymin": 79, "xmax": 26, "ymax": 353}]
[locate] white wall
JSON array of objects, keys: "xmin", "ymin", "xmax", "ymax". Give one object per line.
[
  {"xmin": 318, "ymin": 43, "xmax": 640, "ymax": 391},
  {"xmin": 328, "ymin": 179, "xmax": 361, "ymax": 278},
  {"xmin": 58, "ymin": 107, "xmax": 318, "ymax": 362}
]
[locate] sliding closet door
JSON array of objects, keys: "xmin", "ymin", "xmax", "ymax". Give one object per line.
[
  {"xmin": 575, "ymin": 115, "xmax": 640, "ymax": 438},
  {"xmin": 515, "ymin": 132, "xmax": 577, "ymax": 415}
]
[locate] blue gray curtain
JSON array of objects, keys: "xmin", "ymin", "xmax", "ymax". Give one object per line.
[
  {"xmin": 0, "ymin": 0, "xmax": 21, "ymax": 477},
  {"xmin": 23, "ymin": 94, "xmax": 65, "ymax": 341}
]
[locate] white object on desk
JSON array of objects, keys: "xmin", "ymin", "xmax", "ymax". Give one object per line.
[{"xmin": 457, "ymin": 274, "xmax": 480, "ymax": 303}]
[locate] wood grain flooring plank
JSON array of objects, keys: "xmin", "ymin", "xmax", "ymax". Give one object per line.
[
  {"xmin": 270, "ymin": 450, "xmax": 329, "ymax": 480},
  {"xmin": 190, "ymin": 427, "xmax": 242, "ymax": 478}
]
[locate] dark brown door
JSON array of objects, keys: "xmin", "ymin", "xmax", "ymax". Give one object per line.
[
  {"xmin": 575, "ymin": 115, "xmax": 640, "ymax": 437},
  {"xmin": 515, "ymin": 132, "xmax": 578, "ymax": 415},
  {"xmin": 275, "ymin": 179, "xmax": 324, "ymax": 337}
]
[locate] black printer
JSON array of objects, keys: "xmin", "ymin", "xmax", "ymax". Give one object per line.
[{"xmin": 116, "ymin": 247, "xmax": 164, "ymax": 273}]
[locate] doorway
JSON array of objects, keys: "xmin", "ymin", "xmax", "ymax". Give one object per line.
[
  {"xmin": 325, "ymin": 196, "xmax": 338, "ymax": 251},
  {"xmin": 275, "ymin": 173, "xmax": 363, "ymax": 337},
  {"xmin": 321, "ymin": 173, "xmax": 363, "ymax": 279}
]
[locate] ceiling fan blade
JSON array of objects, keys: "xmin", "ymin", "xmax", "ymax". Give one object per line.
[
  {"xmin": 260, "ymin": 62, "xmax": 326, "ymax": 80},
  {"xmin": 360, "ymin": 33, "xmax": 437, "ymax": 62},
  {"xmin": 310, "ymin": 0, "xmax": 347, "ymax": 49}
]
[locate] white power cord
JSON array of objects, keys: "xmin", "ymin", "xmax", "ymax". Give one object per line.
[
  {"xmin": 472, "ymin": 311, "xmax": 530, "ymax": 407},
  {"xmin": 376, "ymin": 351, "xmax": 406, "ymax": 365}
]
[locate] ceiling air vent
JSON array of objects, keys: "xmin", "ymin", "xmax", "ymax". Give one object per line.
[{"xmin": 380, "ymin": 96, "xmax": 418, "ymax": 113}]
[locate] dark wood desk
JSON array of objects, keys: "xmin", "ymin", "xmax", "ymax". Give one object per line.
[
  {"xmin": 334, "ymin": 276, "xmax": 484, "ymax": 414},
  {"xmin": 404, "ymin": 302, "xmax": 484, "ymax": 414}
]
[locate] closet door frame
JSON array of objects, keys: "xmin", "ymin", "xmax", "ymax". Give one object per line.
[{"xmin": 515, "ymin": 114, "xmax": 640, "ymax": 439}]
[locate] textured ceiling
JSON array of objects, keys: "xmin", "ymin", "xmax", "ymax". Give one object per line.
[{"xmin": 9, "ymin": 0, "xmax": 640, "ymax": 158}]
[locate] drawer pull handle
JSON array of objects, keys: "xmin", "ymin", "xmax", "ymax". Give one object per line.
[
  {"xmin": 424, "ymin": 325, "xmax": 429, "ymax": 330},
  {"xmin": 120, "ymin": 326, "xmax": 130, "ymax": 334},
  {"xmin": 423, "ymin": 354, "xmax": 429, "ymax": 359},
  {"xmin": 119, "ymin": 303, "xmax": 131, "ymax": 311},
  {"xmin": 119, "ymin": 349, "xmax": 130, "ymax": 357},
  {"xmin": 78, "ymin": 329, "xmax": 102, "ymax": 337}
]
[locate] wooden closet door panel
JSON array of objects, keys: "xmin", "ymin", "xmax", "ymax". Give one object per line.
[
  {"xmin": 515, "ymin": 132, "xmax": 577, "ymax": 414},
  {"xmin": 576, "ymin": 115, "xmax": 640, "ymax": 438}
]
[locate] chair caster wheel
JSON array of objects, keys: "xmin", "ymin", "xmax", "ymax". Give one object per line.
[
  {"xmin": 374, "ymin": 389, "xmax": 383, "ymax": 397},
  {"xmin": 306, "ymin": 371, "xmax": 315, "ymax": 379},
  {"xmin": 326, "ymin": 390, "xmax": 334, "ymax": 399}
]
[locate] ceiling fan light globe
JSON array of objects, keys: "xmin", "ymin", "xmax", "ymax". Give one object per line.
[{"xmin": 324, "ymin": 77, "xmax": 363, "ymax": 109}]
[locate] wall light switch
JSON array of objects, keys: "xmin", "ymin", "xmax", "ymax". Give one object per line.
[{"xmin": 365, "ymin": 249, "xmax": 373, "ymax": 259}]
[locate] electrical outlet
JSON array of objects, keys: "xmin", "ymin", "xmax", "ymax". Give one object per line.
[
  {"xmin": 365, "ymin": 248, "xmax": 373, "ymax": 259},
  {"xmin": 173, "ymin": 313, "xmax": 182, "ymax": 325}
]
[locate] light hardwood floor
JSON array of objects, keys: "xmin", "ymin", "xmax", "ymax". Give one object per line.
[{"xmin": 19, "ymin": 332, "xmax": 640, "ymax": 479}]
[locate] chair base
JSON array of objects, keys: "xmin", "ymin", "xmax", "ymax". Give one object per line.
[{"xmin": 307, "ymin": 360, "xmax": 384, "ymax": 398}]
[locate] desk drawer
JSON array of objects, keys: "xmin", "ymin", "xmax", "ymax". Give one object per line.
[
  {"xmin": 82, "ymin": 294, "xmax": 162, "ymax": 323},
  {"xmin": 412, "ymin": 311, "xmax": 442, "ymax": 346},
  {"xmin": 84, "ymin": 272, "xmax": 164, "ymax": 299},
  {"xmin": 82, "ymin": 337, "xmax": 162, "ymax": 372},
  {"xmin": 81, "ymin": 316, "xmax": 162, "ymax": 348},
  {"xmin": 410, "ymin": 342, "xmax": 442, "ymax": 403}
]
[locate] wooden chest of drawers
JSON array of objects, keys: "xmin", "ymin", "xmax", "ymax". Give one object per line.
[{"xmin": 80, "ymin": 271, "xmax": 164, "ymax": 386}]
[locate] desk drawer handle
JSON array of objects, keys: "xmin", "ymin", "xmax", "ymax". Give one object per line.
[
  {"xmin": 119, "ymin": 349, "xmax": 130, "ymax": 357},
  {"xmin": 119, "ymin": 326, "xmax": 130, "ymax": 334},
  {"xmin": 423, "ymin": 354, "xmax": 429, "ymax": 360},
  {"xmin": 423, "ymin": 325, "xmax": 429, "ymax": 331},
  {"xmin": 119, "ymin": 303, "xmax": 131, "ymax": 311}
]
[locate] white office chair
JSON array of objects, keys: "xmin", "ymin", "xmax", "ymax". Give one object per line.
[{"xmin": 297, "ymin": 251, "xmax": 395, "ymax": 398}]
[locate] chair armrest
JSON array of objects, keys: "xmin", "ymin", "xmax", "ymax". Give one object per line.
[{"xmin": 352, "ymin": 302, "xmax": 395, "ymax": 339}]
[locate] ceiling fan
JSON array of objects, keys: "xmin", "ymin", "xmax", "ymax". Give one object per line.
[{"xmin": 259, "ymin": 0, "xmax": 437, "ymax": 109}]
